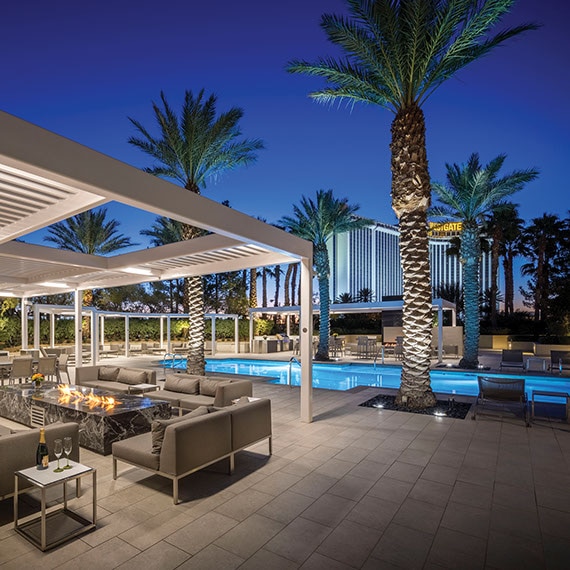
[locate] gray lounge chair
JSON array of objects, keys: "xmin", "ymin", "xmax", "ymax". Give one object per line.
[
  {"xmin": 473, "ymin": 376, "xmax": 529, "ymax": 426},
  {"xmin": 499, "ymin": 349, "xmax": 524, "ymax": 371}
]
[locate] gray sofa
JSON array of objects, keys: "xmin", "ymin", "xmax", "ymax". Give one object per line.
[
  {"xmin": 0, "ymin": 422, "xmax": 80, "ymax": 499},
  {"xmin": 147, "ymin": 373, "xmax": 253, "ymax": 412},
  {"xmin": 75, "ymin": 365, "xmax": 157, "ymax": 393},
  {"xmin": 112, "ymin": 398, "xmax": 272, "ymax": 504}
]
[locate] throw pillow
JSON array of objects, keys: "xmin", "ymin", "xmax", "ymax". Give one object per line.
[
  {"xmin": 164, "ymin": 375, "xmax": 200, "ymax": 394},
  {"xmin": 98, "ymin": 367, "xmax": 120, "ymax": 381},
  {"xmin": 117, "ymin": 368, "xmax": 148, "ymax": 385},
  {"xmin": 199, "ymin": 378, "xmax": 223, "ymax": 397},
  {"xmin": 151, "ymin": 406, "xmax": 210, "ymax": 454}
]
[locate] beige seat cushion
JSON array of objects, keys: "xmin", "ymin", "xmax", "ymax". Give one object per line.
[
  {"xmin": 151, "ymin": 406, "xmax": 210, "ymax": 454},
  {"xmin": 112, "ymin": 434, "xmax": 160, "ymax": 471}
]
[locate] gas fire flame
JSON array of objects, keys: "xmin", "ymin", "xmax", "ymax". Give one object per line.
[{"xmin": 57, "ymin": 385, "xmax": 120, "ymax": 411}]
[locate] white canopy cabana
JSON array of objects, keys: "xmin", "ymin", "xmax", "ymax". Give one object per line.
[
  {"xmin": 0, "ymin": 111, "xmax": 314, "ymax": 421},
  {"xmin": 249, "ymin": 298, "xmax": 457, "ymax": 363},
  {"xmin": 27, "ymin": 303, "xmax": 241, "ymax": 358}
]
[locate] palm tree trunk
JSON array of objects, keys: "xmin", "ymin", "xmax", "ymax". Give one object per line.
[
  {"xmin": 291, "ymin": 262, "xmax": 298, "ymax": 306},
  {"xmin": 390, "ymin": 103, "xmax": 436, "ymax": 408},
  {"xmin": 284, "ymin": 264, "xmax": 292, "ymax": 306},
  {"xmin": 503, "ymin": 253, "xmax": 514, "ymax": 316},
  {"xmin": 314, "ymin": 245, "xmax": 330, "ymax": 361},
  {"xmin": 459, "ymin": 224, "xmax": 481, "ymax": 368},
  {"xmin": 490, "ymin": 229, "xmax": 500, "ymax": 329},
  {"xmin": 182, "ymin": 222, "xmax": 205, "ymax": 375},
  {"xmin": 262, "ymin": 267, "xmax": 268, "ymax": 307},
  {"xmin": 274, "ymin": 264, "xmax": 281, "ymax": 307}
]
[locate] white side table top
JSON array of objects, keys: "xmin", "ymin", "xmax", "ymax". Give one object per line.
[{"xmin": 16, "ymin": 461, "xmax": 92, "ymax": 487}]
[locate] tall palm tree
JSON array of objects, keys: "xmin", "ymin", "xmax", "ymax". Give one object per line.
[
  {"xmin": 485, "ymin": 203, "xmax": 517, "ymax": 324},
  {"xmin": 288, "ymin": 0, "xmax": 537, "ymax": 404},
  {"xmin": 498, "ymin": 206, "xmax": 524, "ymax": 317},
  {"xmin": 431, "ymin": 153, "xmax": 538, "ymax": 368},
  {"xmin": 129, "ymin": 90, "xmax": 264, "ymax": 374},
  {"xmin": 520, "ymin": 214, "xmax": 564, "ymax": 325},
  {"xmin": 280, "ymin": 189, "xmax": 372, "ymax": 360},
  {"xmin": 45, "ymin": 208, "xmax": 136, "ymax": 306}
]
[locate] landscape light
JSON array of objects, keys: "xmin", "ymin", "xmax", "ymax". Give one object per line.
[
  {"xmin": 40, "ymin": 282, "xmax": 68, "ymax": 288},
  {"xmin": 121, "ymin": 267, "xmax": 153, "ymax": 276}
]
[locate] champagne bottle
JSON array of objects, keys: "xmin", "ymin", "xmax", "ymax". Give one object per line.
[{"xmin": 36, "ymin": 428, "xmax": 49, "ymax": 470}]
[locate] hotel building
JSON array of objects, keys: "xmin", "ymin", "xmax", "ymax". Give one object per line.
[{"xmin": 329, "ymin": 222, "xmax": 492, "ymax": 302}]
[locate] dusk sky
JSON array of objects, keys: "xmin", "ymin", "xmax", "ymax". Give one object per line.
[{"xmin": 2, "ymin": 0, "xmax": 568, "ymax": 261}]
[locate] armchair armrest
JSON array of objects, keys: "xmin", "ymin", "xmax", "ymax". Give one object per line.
[{"xmin": 213, "ymin": 380, "xmax": 253, "ymax": 407}]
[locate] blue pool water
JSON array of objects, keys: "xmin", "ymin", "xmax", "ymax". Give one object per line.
[{"xmin": 162, "ymin": 357, "xmax": 570, "ymax": 399}]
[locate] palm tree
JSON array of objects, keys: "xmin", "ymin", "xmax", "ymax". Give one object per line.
[
  {"xmin": 288, "ymin": 0, "xmax": 537, "ymax": 404},
  {"xmin": 486, "ymin": 203, "xmax": 517, "ymax": 324},
  {"xmin": 280, "ymin": 189, "xmax": 372, "ymax": 360},
  {"xmin": 128, "ymin": 89, "xmax": 264, "ymax": 374},
  {"xmin": 498, "ymin": 206, "xmax": 524, "ymax": 317},
  {"xmin": 520, "ymin": 214, "xmax": 564, "ymax": 325},
  {"xmin": 45, "ymin": 208, "xmax": 136, "ymax": 306},
  {"xmin": 431, "ymin": 153, "xmax": 538, "ymax": 368}
]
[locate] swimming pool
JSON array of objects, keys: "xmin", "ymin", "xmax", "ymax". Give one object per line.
[{"xmin": 163, "ymin": 357, "xmax": 570, "ymax": 399}]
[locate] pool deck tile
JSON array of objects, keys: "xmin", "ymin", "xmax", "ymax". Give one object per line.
[{"xmin": 2, "ymin": 349, "xmax": 570, "ymax": 568}]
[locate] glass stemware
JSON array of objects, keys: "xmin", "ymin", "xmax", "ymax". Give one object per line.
[
  {"xmin": 53, "ymin": 439, "xmax": 63, "ymax": 473},
  {"xmin": 63, "ymin": 436, "xmax": 73, "ymax": 469}
]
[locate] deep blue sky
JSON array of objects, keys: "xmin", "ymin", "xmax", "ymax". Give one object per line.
[{"xmin": 2, "ymin": 0, "xmax": 568, "ymax": 250}]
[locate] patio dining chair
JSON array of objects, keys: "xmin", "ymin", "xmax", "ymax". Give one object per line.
[
  {"xmin": 9, "ymin": 357, "xmax": 33, "ymax": 385},
  {"xmin": 56, "ymin": 353, "xmax": 71, "ymax": 383},
  {"xmin": 37, "ymin": 356, "xmax": 58, "ymax": 382}
]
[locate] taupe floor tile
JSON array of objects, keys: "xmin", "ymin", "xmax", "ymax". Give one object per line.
[
  {"xmin": 426, "ymin": 527, "xmax": 486, "ymax": 569},
  {"xmin": 176, "ymin": 544, "xmax": 244, "ymax": 569},
  {"xmin": 238, "ymin": 548, "xmax": 299, "ymax": 570},
  {"xmin": 440, "ymin": 501, "xmax": 490, "ymax": 539},
  {"xmin": 371, "ymin": 522, "xmax": 433, "ymax": 569},
  {"xmin": 392, "ymin": 497, "xmax": 445, "ymax": 535},
  {"xmin": 115, "ymin": 541, "xmax": 190, "ymax": 569},
  {"xmin": 264, "ymin": 517, "xmax": 332, "ymax": 564},
  {"xmin": 301, "ymin": 493, "xmax": 356, "ymax": 527},
  {"xmin": 317, "ymin": 519, "xmax": 381, "ymax": 568},
  {"xmin": 214, "ymin": 513, "xmax": 284, "ymax": 558}
]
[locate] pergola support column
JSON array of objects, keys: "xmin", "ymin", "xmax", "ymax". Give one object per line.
[
  {"xmin": 299, "ymin": 256, "xmax": 313, "ymax": 423},
  {"xmin": 74, "ymin": 289, "xmax": 83, "ymax": 368}
]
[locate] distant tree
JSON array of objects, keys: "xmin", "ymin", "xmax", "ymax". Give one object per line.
[
  {"xmin": 357, "ymin": 288, "xmax": 374, "ymax": 303},
  {"xmin": 520, "ymin": 214, "xmax": 565, "ymax": 325},
  {"xmin": 129, "ymin": 89, "xmax": 264, "ymax": 374},
  {"xmin": 280, "ymin": 189, "xmax": 372, "ymax": 360},
  {"xmin": 335, "ymin": 292, "xmax": 355, "ymax": 304},
  {"xmin": 45, "ymin": 208, "xmax": 136, "ymax": 306}
]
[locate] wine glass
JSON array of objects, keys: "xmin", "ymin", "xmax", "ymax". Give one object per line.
[
  {"xmin": 63, "ymin": 437, "xmax": 73, "ymax": 469},
  {"xmin": 53, "ymin": 439, "xmax": 64, "ymax": 473}
]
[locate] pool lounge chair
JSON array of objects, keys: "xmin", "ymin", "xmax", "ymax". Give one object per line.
[
  {"xmin": 473, "ymin": 376, "xmax": 529, "ymax": 426},
  {"xmin": 550, "ymin": 350, "xmax": 570, "ymax": 374},
  {"xmin": 499, "ymin": 349, "xmax": 524, "ymax": 371}
]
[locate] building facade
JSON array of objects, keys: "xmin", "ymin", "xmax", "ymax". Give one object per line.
[{"xmin": 329, "ymin": 222, "xmax": 492, "ymax": 302}]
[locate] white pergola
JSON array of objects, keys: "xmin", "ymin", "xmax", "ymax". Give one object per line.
[{"xmin": 0, "ymin": 111, "xmax": 314, "ymax": 421}]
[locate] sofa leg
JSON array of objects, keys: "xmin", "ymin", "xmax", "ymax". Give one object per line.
[
  {"xmin": 112, "ymin": 458, "xmax": 117, "ymax": 480},
  {"xmin": 229, "ymin": 454, "xmax": 235, "ymax": 474},
  {"xmin": 173, "ymin": 479, "xmax": 179, "ymax": 505},
  {"xmin": 268, "ymin": 436, "xmax": 272, "ymax": 456}
]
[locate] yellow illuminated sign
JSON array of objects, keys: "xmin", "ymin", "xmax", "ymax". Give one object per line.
[{"xmin": 428, "ymin": 222, "xmax": 463, "ymax": 236}]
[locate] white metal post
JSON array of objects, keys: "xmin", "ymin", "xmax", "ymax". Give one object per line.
[
  {"xmin": 33, "ymin": 304, "xmax": 40, "ymax": 350},
  {"xmin": 211, "ymin": 316, "xmax": 216, "ymax": 356},
  {"xmin": 300, "ymin": 256, "xmax": 313, "ymax": 423},
  {"xmin": 234, "ymin": 316, "xmax": 239, "ymax": 354},
  {"xmin": 50, "ymin": 312, "xmax": 56, "ymax": 347},
  {"xmin": 125, "ymin": 317, "xmax": 130, "ymax": 357},
  {"xmin": 74, "ymin": 290, "xmax": 83, "ymax": 368},
  {"xmin": 21, "ymin": 298, "xmax": 28, "ymax": 350},
  {"xmin": 91, "ymin": 309, "xmax": 98, "ymax": 364}
]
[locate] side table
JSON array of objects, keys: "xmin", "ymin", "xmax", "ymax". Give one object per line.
[
  {"xmin": 525, "ymin": 357, "xmax": 547, "ymax": 372},
  {"xmin": 14, "ymin": 461, "xmax": 97, "ymax": 551},
  {"xmin": 531, "ymin": 390, "xmax": 570, "ymax": 423},
  {"xmin": 127, "ymin": 383, "xmax": 160, "ymax": 395}
]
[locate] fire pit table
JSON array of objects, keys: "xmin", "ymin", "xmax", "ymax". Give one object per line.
[{"xmin": 0, "ymin": 383, "xmax": 170, "ymax": 455}]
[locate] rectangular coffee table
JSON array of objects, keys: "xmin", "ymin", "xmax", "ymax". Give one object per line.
[{"xmin": 14, "ymin": 461, "xmax": 96, "ymax": 551}]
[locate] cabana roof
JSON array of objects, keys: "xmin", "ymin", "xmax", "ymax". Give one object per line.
[{"xmin": 0, "ymin": 111, "xmax": 312, "ymax": 297}]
